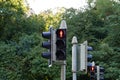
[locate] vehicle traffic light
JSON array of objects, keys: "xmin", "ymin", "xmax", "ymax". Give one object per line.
[
  {"xmin": 78, "ymin": 41, "xmax": 93, "ymax": 72},
  {"xmin": 42, "ymin": 31, "xmax": 51, "ymax": 59},
  {"xmin": 87, "ymin": 46, "xmax": 95, "ymax": 80},
  {"xmin": 87, "ymin": 46, "xmax": 93, "ymax": 70},
  {"xmin": 56, "ymin": 29, "xmax": 66, "ymax": 60},
  {"xmin": 87, "ymin": 53, "xmax": 93, "ymax": 72},
  {"xmin": 87, "ymin": 44, "xmax": 93, "ymax": 73},
  {"xmin": 99, "ymin": 66, "xmax": 104, "ymax": 80},
  {"xmin": 41, "ymin": 27, "xmax": 56, "ymax": 65}
]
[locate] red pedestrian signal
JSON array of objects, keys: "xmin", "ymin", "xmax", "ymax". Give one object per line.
[
  {"xmin": 91, "ymin": 66, "xmax": 95, "ymax": 72},
  {"xmin": 56, "ymin": 29, "xmax": 66, "ymax": 60},
  {"xmin": 56, "ymin": 29, "xmax": 65, "ymax": 38}
]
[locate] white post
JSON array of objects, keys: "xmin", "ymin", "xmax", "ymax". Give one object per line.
[
  {"xmin": 60, "ymin": 20, "xmax": 67, "ymax": 80},
  {"xmin": 80, "ymin": 43, "xmax": 86, "ymax": 71},
  {"xmin": 72, "ymin": 36, "xmax": 78, "ymax": 80},
  {"xmin": 61, "ymin": 61, "xmax": 66, "ymax": 80},
  {"xmin": 97, "ymin": 66, "xmax": 100, "ymax": 80}
]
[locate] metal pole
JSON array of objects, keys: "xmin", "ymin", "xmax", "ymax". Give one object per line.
[
  {"xmin": 61, "ymin": 61, "xmax": 66, "ymax": 80},
  {"xmin": 97, "ymin": 66, "xmax": 100, "ymax": 80},
  {"xmin": 72, "ymin": 36, "xmax": 78, "ymax": 80}
]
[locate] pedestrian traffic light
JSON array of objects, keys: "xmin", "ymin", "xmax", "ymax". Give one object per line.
[
  {"xmin": 90, "ymin": 65, "xmax": 96, "ymax": 80},
  {"xmin": 56, "ymin": 29, "xmax": 66, "ymax": 60},
  {"xmin": 41, "ymin": 27, "xmax": 56, "ymax": 66}
]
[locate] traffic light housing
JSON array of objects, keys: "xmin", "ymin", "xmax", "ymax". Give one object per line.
[
  {"xmin": 95, "ymin": 66, "xmax": 105, "ymax": 80},
  {"xmin": 87, "ymin": 54, "xmax": 92, "ymax": 73},
  {"xmin": 41, "ymin": 27, "xmax": 56, "ymax": 66},
  {"xmin": 78, "ymin": 41, "xmax": 93, "ymax": 72},
  {"xmin": 99, "ymin": 66, "xmax": 105, "ymax": 80},
  {"xmin": 90, "ymin": 66, "xmax": 96, "ymax": 80},
  {"xmin": 56, "ymin": 29, "xmax": 66, "ymax": 60},
  {"xmin": 86, "ymin": 44, "xmax": 95, "ymax": 80},
  {"xmin": 87, "ymin": 46, "xmax": 93, "ymax": 68},
  {"xmin": 42, "ymin": 31, "xmax": 51, "ymax": 59}
]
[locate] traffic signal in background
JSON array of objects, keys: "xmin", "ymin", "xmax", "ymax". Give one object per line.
[
  {"xmin": 87, "ymin": 53, "xmax": 93, "ymax": 73},
  {"xmin": 56, "ymin": 29, "xmax": 66, "ymax": 60},
  {"xmin": 87, "ymin": 44, "xmax": 93, "ymax": 73},
  {"xmin": 85, "ymin": 44, "xmax": 95, "ymax": 80},
  {"xmin": 99, "ymin": 66, "xmax": 105, "ymax": 80},
  {"xmin": 96, "ymin": 66, "xmax": 105, "ymax": 80},
  {"xmin": 41, "ymin": 27, "xmax": 56, "ymax": 66},
  {"xmin": 78, "ymin": 41, "xmax": 93, "ymax": 72},
  {"xmin": 90, "ymin": 65, "xmax": 96, "ymax": 80},
  {"xmin": 87, "ymin": 46, "xmax": 93, "ymax": 71}
]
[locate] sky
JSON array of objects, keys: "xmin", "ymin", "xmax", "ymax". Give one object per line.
[{"xmin": 27, "ymin": 0, "xmax": 88, "ymax": 14}]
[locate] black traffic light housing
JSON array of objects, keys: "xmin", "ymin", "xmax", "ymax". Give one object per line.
[
  {"xmin": 41, "ymin": 31, "xmax": 51, "ymax": 59},
  {"xmin": 56, "ymin": 29, "xmax": 66, "ymax": 60},
  {"xmin": 100, "ymin": 66, "xmax": 105, "ymax": 80},
  {"xmin": 86, "ymin": 46, "xmax": 95, "ymax": 80},
  {"xmin": 87, "ymin": 46, "xmax": 93, "ymax": 71},
  {"xmin": 90, "ymin": 66, "xmax": 96, "ymax": 80},
  {"xmin": 41, "ymin": 27, "xmax": 56, "ymax": 61}
]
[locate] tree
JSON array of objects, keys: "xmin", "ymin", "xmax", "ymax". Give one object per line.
[{"xmin": 0, "ymin": 0, "xmax": 28, "ymax": 40}]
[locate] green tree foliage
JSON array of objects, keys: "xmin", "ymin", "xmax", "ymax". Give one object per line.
[
  {"xmin": 0, "ymin": 0, "xmax": 62, "ymax": 79},
  {"xmin": 0, "ymin": 0, "xmax": 27, "ymax": 40},
  {"xmin": 39, "ymin": 8, "xmax": 64, "ymax": 31}
]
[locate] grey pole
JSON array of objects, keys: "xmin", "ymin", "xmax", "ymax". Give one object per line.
[
  {"xmin": 60, "ymin": 20, "xmax": 67, "ymax": 80},
  {"xmin": 97, "ymin": 66, "xmax": 100, "ymax": 80},
  {"xmin": 61, "ymin": 61, "xmax": 66, "ymax": 80},
  {"xmin": 72, "ymin": 36, "xmax": 78, "ymax": 80}
]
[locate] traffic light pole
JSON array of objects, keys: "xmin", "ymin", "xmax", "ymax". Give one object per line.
[
  {"xmin": 59, "ymin": 20, "xmax": 67, "ymax": 80},
  {"xmin": 72, "ymin": 36, "xmax": 78, "ymax": 80},
  {"xmin": 61, "ymin": 61, "xmax": 66, "ymax": 80},
  {"xmin": 48, "ymin": 27, "xmax": 53, "ymax": 67},
  {"xmin": 96, "ymin": 66, "xmax": 100, "ymax": 80}
]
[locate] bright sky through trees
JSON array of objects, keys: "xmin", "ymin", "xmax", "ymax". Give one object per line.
[{"xmin": 27, "ymin": 0, "xmax": 87, "ymax": 14}]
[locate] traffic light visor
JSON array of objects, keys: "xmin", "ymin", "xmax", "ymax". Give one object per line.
[
  {"xmin": 42, "ymin": 32, "xmax": 51, "ymax": 39},
  {"xmin": 41, "ymin": 52, "xmax": 51, "ymax": 59},
  {"xmin": 56, "ymin": 50, "xmax": 65, "ymax": 60}
]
